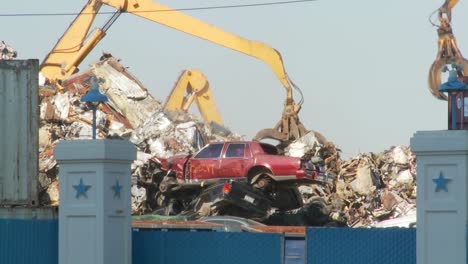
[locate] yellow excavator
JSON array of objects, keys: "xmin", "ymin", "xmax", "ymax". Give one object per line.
[
  {"xmin": 40, "ymin": 0, "xmax": 307, "ymax": 143},
  {"xmin": 163, "ymin": 69, "xmax": 223, "ymax": 126},
  {"xmin": 429, "ymin": 0, "xmax": 468, "ymax": 100}
]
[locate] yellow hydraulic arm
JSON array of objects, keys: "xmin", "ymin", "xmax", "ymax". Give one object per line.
[
  {"xmin": 40, "ymin": 0, "xmax": 307, "ymax": 142},
  {"xmin": 164, "ymin": 69, "xmax": 223, "ymax": 126},
  {"xmin": 439, "ymin": 0, "xmax": 459, "ymax": 21}
]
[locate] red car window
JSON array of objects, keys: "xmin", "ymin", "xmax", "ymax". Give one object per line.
[
  {"xmin": 259, "ymin": 143, "xmax": 279, "ymax": 155},
  {"xmin": 194, "ymin": 143, "xmax": 224, "ymax": 159},
  {"xmin": 225, "ymin": 143, "xmax": 245, "ymax": 158}
]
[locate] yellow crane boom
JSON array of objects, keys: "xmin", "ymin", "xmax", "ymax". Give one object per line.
[
  {"xmin": 163, "ymin": 69, "xmax": 223, "ymax": 126},
  {"xmin": 40, "ymin": 0, "xmax": 307, "ymax": 142}
]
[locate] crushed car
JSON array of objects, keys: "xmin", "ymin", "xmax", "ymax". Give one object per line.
[{"xmin": 151, "ymin": 141, "xmax": 335, "ymax": 218}]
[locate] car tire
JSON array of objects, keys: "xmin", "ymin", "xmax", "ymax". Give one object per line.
[
  {"xmin": 302, "ymin": 197, "xmax": 330, "ymax": 226},
  {"xmin": 159, "ymin": 176, "xmax": 178, "ymax": 193},
  {"xmin": 250, "ymin": 170, "xmax": 273, "ymax": 191}
]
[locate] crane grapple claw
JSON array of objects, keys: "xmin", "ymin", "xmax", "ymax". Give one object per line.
[
  {"xmin": 428, "ymin": 1, "xmax": 468, "ymax": 100},
  {"xmin": 254, "ymin": 114, "xmax": 307, "ymax": 144}
]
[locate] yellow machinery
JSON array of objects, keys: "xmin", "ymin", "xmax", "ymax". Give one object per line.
[
  {"xmin": 40, "ymin": 0, "xmax": 307, "ymax": 143},
  {"xmin": 429, "ymin": 0, "xmax": 468, "ymax": 99},
  {"xmin": 163, "ymin": 69, "xmax": 223, "ymax": 126}
]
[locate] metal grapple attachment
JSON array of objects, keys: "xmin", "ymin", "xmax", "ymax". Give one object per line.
[{"xmin": 428, "ymin": 0, "xmax": 468, "ymax": 100}]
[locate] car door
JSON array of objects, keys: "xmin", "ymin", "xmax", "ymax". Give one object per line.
[
  {"xmin": 218, "ymin": 143, "xmax": 251, "ymax": 178},
  {"xmin": 189, "ymin": 143, "xmax": 224, "ymax": 181}
]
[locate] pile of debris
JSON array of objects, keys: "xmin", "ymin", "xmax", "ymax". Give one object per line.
[
  {"xmin": 261, "ymin": 130, "xmax": 415, "ymax": 227},
  {"xmin": 287, "ymin": 141, "xmax": 416, "ymax": 227},
  {"xmin": 37, "ymin": 55, "xmax": 417, "ymax": 227},
  {"xmin": 285, "ymin": 131, "xmax": 342, "ymax": 175},
  {"xmin": 38, "ymin": 56, "xmax": 241, "ymax": 213},
  {"xmin": 0, "ymin": 41, "xmax": 17, "ymax": 60},
  {"xmin": 335, "ymin": 145, "xmax": 416, "ymax": 226}
]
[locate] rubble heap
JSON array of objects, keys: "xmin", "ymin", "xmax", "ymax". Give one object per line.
[
  {"xmin": 38, "ymin": 56, "xmax": 241, "ymax": 214},
  {"xmin": 37, "ymin": 55, "xmax": 417, "ymax": 227},
  {"xmin": 0, "ymin": 41, "xmax": 17, "ymax": 60},
  {"xmin": 285, "ymin": 131, "xmax": 341, "ymax": 175},
  {"xmin": 289, "ymin": 138, "xmax": 416, "ymax": 227},
  {"xmin": 335, "ymin": 145, "xmax": 416, "ymax": 226}
]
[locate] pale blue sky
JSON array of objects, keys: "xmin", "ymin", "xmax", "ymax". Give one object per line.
[{"xmin": 2, "ymin": 0, "xmax": 461, "ymax": 158}]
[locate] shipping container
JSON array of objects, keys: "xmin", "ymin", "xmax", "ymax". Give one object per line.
[
  {"xmin": 0, "ymin": 207, "xmax": 57, "ymax": 219},
  {"xmin": 0, "ymin": 59, "xmax": 39, "ymax": 205}
]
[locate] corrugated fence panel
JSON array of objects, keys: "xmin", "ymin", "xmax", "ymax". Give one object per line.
[
  {"xmin": 285, "ymin": 237, "xmax": 306, "ymax": 264},
  {"xmin": 133, "ymin": 230, "xmax": 283, "ymax": 264},
  {"xmin": 0, "ymin": 60, "xmax": 39, "ymax": 205},
  {"xmin": 0, "ymin": 219, "xmax": 58, "ymax": 264},
  {"xmin": 0, "ymin": 219, "xmax": 419, "ymax": 264},
  {"xmin": 307, "ymin": 227, "xmax": 416, "ymax": 264}
]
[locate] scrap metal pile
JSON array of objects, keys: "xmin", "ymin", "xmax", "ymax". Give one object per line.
[
  {"xmin": 38, "ymin": 56, "xmax": 416, "ymax": 227},
  {"xmin": 38, "ymin": 56, "xmax": 241, "ymax": 211},
  {"xmin": 310, "ymin": 148, "xmax": 415, "ymax": 227},
  {"xmin": 0, "ymin": 41, "xmax": 17, "ymax": 60},
  {"xmin": 267, "ymin": 136, "xmax": 416, "ymax": 227}
]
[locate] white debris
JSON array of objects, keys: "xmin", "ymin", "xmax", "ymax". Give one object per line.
[
  {"xmin": 286, "ymin": 142, "xmax": 307, "ymax": 157},
  {"xmin": 392, "ymin": 146, "xmax": 409, "ymax": 165},
  {"xmin": 131, "ymin": 185, "xmax": 147, "ymax": 214},
  {"xmin": 148, "ymin": 138, "xmax": 170, "ymax": 158},
  {"xmin": 130, "ymin": 111, "xmax": 173, "ymax": 146},
  {"xmin": 108, "ymin": 121, "xmax": 127, "ymax": 137},
  {"xmin": 372, "ymin": 208, "xmax": 416, "ymax": 228},
  {"xmin": 0, "ymin": 41, "xmax": 17, "ymax": 60},
  {"xmin": 285, "ymin": 131, "xmax": 321, "ymax": 157},
  {"xmin": 349, "ymin": 166, "xmax": 376, "ymax": 195},
  {"xmin": 135, "ymin": 151, "xmax": 153, "ymax": 167},
  {"xmin": 39, "ymin": 72, "xmax": 47, "ymax": 86},
  {"xmin": 175, "ymin": 121, "xmax": 197, "ymax": 139},
  {"xmin": 93, "ymin": 62, "xmax": 148, "ymax": 100},
  {"xmin": 53, "ymin": 92, "xmax": 70, "ymax": 121},
  {"xmin": 396, "ymin": 169, "xmax": 413, "ymax": 184},
  {"xmin": 91, "ymin": 59, "xmax": 161, "ymax": 128}
]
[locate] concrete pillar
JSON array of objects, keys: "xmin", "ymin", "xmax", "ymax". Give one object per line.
[
  {"xmin": 411, "ymin": 130, "xmax": 468, "ymax": 264},
  {"xmin": 54, "ymin": 139, "xmax": 136, "ymax": 264}
]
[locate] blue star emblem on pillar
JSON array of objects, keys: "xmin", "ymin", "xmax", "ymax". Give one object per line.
[
  {"xmin": 433, "ymin": 172, "xmax": 451, "ymax": 192},
  {"xmin": 73, "ymin": 178, "xmax": 91, "ymax": 199},
  {"xmin": 112, "ymin": 180, "xmax": 122, "ymax": 198}
]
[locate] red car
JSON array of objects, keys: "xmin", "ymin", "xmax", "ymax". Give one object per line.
[
  {"xmin": 158, "ymin": 141, "xmax": 319, "ymax": 187},
  {"xmin": 153, "ymin": 141, "xmax": 333, "ymax": 215}
]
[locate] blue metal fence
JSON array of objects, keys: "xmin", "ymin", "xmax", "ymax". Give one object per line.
[
  {"xmin": 307, "ymin": 227, "xmax": 416, "ymax": 264},
  {"xmin": 0, "ymin": 219, "xmax": 417, "ymax": 264},
  {"xmin": 285, "ymin": 237, "xmax": 306, "ymax": 264},
  {"xmin": 0, "ymin": 219, "xmax": 58, "ymax": 264},
  {"xmin": 133, "ymin": 229, "xmax": 283, "ymax": 264}
]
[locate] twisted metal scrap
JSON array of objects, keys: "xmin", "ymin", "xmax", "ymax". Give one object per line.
[
  {"xmin": 0, "ymin": 41, "xmax": 17, "ymax": 60},
  {"xmin": 429, "ymin": 1, "xmax": 468, "ymax": 100}
]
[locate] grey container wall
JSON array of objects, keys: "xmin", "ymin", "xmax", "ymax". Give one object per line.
[{"xmin": 0, "ymin": 59, "xmax": 39, "ymax": 206}]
